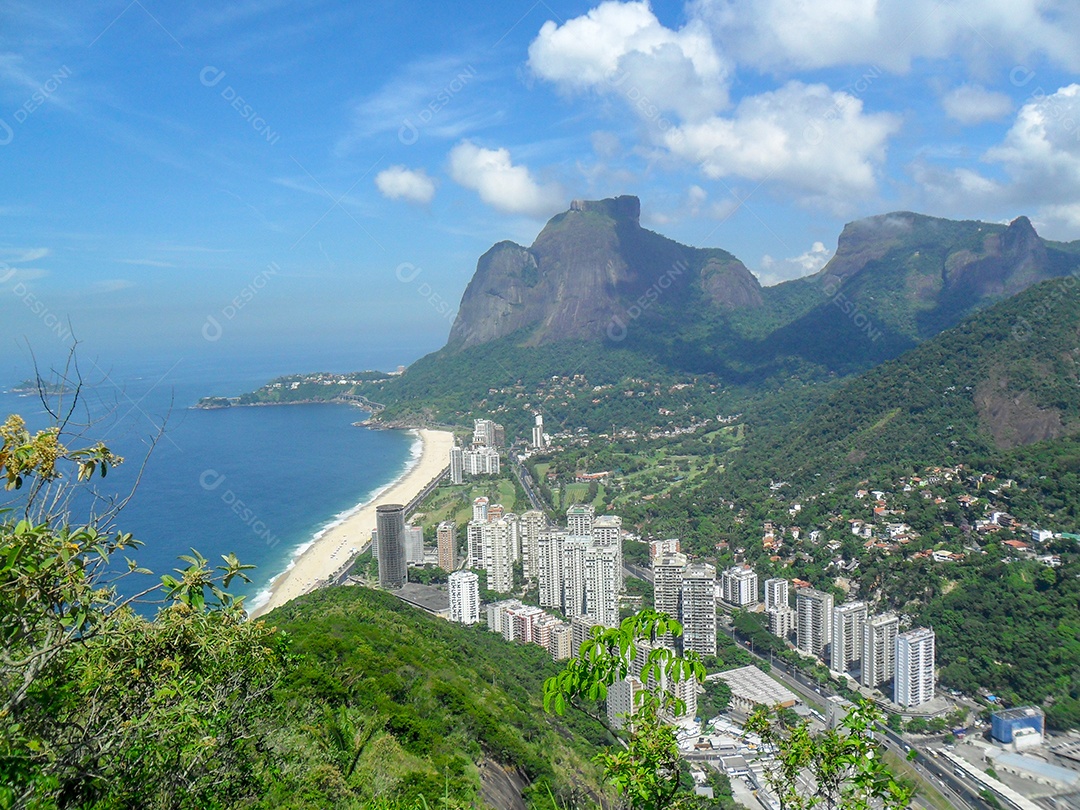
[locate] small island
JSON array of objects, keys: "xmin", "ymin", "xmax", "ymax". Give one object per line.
[{"xmin": 11, "ymin": 379, "xmax": 70, "ymax": 396}]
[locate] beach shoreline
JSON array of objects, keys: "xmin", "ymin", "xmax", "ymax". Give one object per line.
[{"xmin": 249, "ymin": 427, "xmax": 455, "ymax": 618}]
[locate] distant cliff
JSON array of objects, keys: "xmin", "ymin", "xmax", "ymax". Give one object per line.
[{"xmin": 447, "ymin": 195, "xmax": 761, "ymax": 350}]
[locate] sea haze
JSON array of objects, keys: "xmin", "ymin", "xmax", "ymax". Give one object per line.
[{"xmin": 0, "ymin": 348, "xmax": 417, "ymax": 613}]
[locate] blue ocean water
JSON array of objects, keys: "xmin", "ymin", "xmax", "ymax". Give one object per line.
[{"xmin": 0, "ymin": 348, "xmax": 419, "ymax": 613}]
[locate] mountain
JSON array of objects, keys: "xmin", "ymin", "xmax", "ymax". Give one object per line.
[
  {"xmin": 375, "ymin": 199, "xmax": 1080, "ymax": 433},
  {"xmin": 720, "ymin": 273, "xmax": 1080, "ymax": 499},
  {"xmin": 447, "ymin": 195, "xmax": 761, "ymax": 350}
]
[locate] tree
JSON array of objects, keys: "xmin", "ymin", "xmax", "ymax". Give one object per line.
[
  {"xmin": 1, "ymin": 409, "xmax": 286, "ymax": 809},
  {"xmin": 745, "ymin": 700, "xmax": 913, "ymax": 810},
  {"xmin": 543, "ymin": 610, "xmax": 705, "ymax": 810}
]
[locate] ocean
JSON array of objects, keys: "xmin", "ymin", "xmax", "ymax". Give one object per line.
[{"xmin": 0, "ymin": 346, "xmax": 420, "ymax": 613}]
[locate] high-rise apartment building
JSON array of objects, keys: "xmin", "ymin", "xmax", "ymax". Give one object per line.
[
  {"xmin": 531, "ymin": 412, "xmax": 546, "ymax": 449},
  {"xmin": 895, "ymin": 628, "xmax": 935, "ymax": 708},
  {"xmin": 463, "ymin": 446, "xmax": 500, "ymax": 475},
  {"xmin": 404, "ymin": 524, "xmax": 424, "ymax": 564},
  {"xmin": 437, "ymin": 520, "xmax": 457, "ymax": 572},
  {"xmin": 375, "ymin": 504, "xmax": 407, "ymax": 589},
  {"xmin": 449, "ymin": 444, "xmax": 464, "ymax": 485},
  {"xmin": 466, "ymin": 520, "xmax": 484, "ymax": 570},
  {"xmin": 862, "ymin": 613, "xmax": 899, "ymax": 689},
  {"xmin": 566, "ymin": 504, "xmax": 595, "ymax": 538},
  {"xmin": 764, "ymin": 578, "xmax": 789, "ymax": 611},
  {"xmin": 681, "ymin": 563, "xmax": 717, "ymax": 656},
  {"xmin": 481, "ymin": 517, "xmax": 516, "ymax": 593},
  {"xmin": 449, "ymin": 570, "xmax": 480, "ymax": 625},
  {"xmin": 830, "ymin": 601, "xmax": 868, "ymax": 673},
  {"xmin": 721, "ymin": 564, "xmax": 759, "ymax": 607},
  {"xmin": 768, "ymin": 607, "xmax": 796, "ymax": 639},
  {"xmin": 561, "ymin": 538, "xmax": 589, "ymax": 618},
  {"xmin": 519, "ymin": 510, "xmax": 546, "ymax": 580},
  {"xmin": 593, "ymin": 515, "xmax": 623, "ymax": 589},
  {"xmin": 472, "ymin": 497, "xmax": 489, "ymax": 523},
  {"xmin": 653, "ymin": 552, "xmax": 687, "ymax": 622},
  {"xmin": 538, "ymin": 530, "xmax": 566, "ymax": 609},
  {"xmin": 585, "ymin": 545, "xmax": 620, "ymax": 627},
  {"xmin": 796, "ymin": 588, "xmax": 834, "ymax": 658}
]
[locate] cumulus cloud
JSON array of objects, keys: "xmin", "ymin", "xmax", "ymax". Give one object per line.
[
  {"xmin": 758, "ymin": 241, "xmax": 832, "ymax": 285},
  {"xmin": 689, "ymin": 0, "xmax": 1080, "ymax": 73},
  {"xmin": 663, "ymin": 81, "xmax": 900, "ymax": 208},
  {"xmin": 942, "ymin": 84, "xmax": 1013, "ymax": 125},
  {"xmin": 528, "ymin": 0, "xmax": 728, "ymax": 122},
  {"xmin": 910, "ymin": 84, "xmax": 1080, "ymax": 237},
  {"xmin": 447, "ymin": 141, "xmax": 563, "ymax": 217},
  {"xmin": 375, "ymin": 165, "xmax": 437, "ymax": 204}
]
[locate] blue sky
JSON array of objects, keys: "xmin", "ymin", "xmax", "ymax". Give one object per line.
[{"xmin": 2, "ymin": 0, "xmax": 1079, "ymax": 373}]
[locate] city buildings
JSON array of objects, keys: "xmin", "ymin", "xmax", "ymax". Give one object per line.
[
  {"xmin": 861, "ymin": 613, "xmax": 899, "ymax": 689},
  {"xmin": 437, "ymin": 520, "xmax": 457, "ymax": 572},
  {"xmin": 721, "ymin": 564, "xmax": 759, "ymax": 607},
  {"xmin": 796, "ymin": 588, "xmax": 834, "ymax": 658},
  {"xmin": 561, "ymin": 538, "xmax": 589, "ymax": 618},
  {"xmin": 449, "ymin": 570, "xmax": 480, "ymax": 625},
  {"xmin": 895, "ymin": 627, "xmax": 936, "ymax": 708},
  {"xmin": 538, "ymin": 529, "xmax": 566, "ymax": 609},
  {"xmin": 681, "ymin": 563, "xmax": 717, "ymax": 656},
  {"xmin": 768, "ymin": 606, "xmax": 796, "ymax": 640},
  {"xmin": 463, "ymin": 446, "xmax": 500, "ymax": 475},
  {"xmin": 375, "ymin": 503, "xmax": 407, "ymax": 589},
  {"xmin": 472, "ymin": 418, "xmax": 504, "ymax": 448},
  {"xmin": 830, "ymin": 601, "xmax": 867, "ymax": 673}
]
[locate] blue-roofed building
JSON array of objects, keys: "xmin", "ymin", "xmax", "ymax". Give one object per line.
[{"xmin": 991, "ymin": 706, "xmax": 1044, "ymax": 744}]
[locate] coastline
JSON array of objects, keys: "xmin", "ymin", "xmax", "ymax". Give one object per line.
[{"xmin": 248, "ymin": 427, "xmax": 455, "ymax": 618}]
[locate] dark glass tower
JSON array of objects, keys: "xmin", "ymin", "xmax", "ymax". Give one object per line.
[{"xmin": 376, "ymin": 503, "xmax": 407, "ymax": 588}]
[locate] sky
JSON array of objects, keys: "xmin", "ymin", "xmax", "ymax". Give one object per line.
[{"xmin": 2, "ymin": 0, "xmax": 1080, "ymax": 374}]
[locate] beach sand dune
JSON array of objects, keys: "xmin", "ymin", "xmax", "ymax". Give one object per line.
[{"xmin": 250, "ymin": 428, "xmax": 455, "ymax": 618}]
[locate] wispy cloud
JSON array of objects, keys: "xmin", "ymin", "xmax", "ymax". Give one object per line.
[{"xmin": 118, "ymin": 258, "xmax": 175, "ymax": 268}]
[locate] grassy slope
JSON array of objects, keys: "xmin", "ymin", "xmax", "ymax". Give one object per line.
[{"xmin": 255, "ymin": 586, "xmax": 611, "ymax": 809}]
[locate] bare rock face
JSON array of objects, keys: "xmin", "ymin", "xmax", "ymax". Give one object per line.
[{"xmin": 447, "ymin": 196, "xmax": 761, "ymax": 350}]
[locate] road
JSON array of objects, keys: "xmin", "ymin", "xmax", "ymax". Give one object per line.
[{"xmin": 509, "ymin": 453, "xmax": 548, "ymax": 514}]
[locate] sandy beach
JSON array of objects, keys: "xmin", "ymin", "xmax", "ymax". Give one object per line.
[{"xmin": 250, "ymin": 427, "xmax": 455, "ymax": 618}]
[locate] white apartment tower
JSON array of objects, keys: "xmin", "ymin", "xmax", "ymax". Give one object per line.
[
  {"xmin": 764, "ymin": 578, "xmax": 789, "ymax": 611},
  {"xmin": 681, "ymin": 563, "xmax": 717, "ymax": 656},
  {"xmin": 653, "ymin": 552, "xmax": 687, "ymax": 624},
  {"xmin": 796, "ymin": 588, "xmax": 834, "ymax": 658},
  {"xmin": 592, "ymin": 515, "xmax": 623, "ymax": 589},
  {"xmin": 538, "ymin": 530, "xmax": 566, "ymax": 610},
  {"xmin": 585, "ymin": 545, "xmax": 620, "ymax": 627},
  {"xmin": 895, "ymin": 628, "xmax": 935, "ymax": 708},
  {"xmin": 449, "ymin": 444, "xmax": 464, "ymax": 485},
  {"xmin": 830, "ymin": 601, "xmax": 868, "ymax": 673},
  {"xmin": 566, "ymin": 504, "xmax": 595, "ymax": 538},
  {"xmin": 466, "ymin": 520, "xmax": 484, "ymax": 570},
  {"xmin": 721, "ymin": 564, "xmax": 759, "ymax": 607},
  {"xmin": 531, "ymin": 412, "xmax": 546, "ymax": 449},
  {"xmin": 472, "ymin": 497, "xmax": 489, "ymax": 523},
  {"xmin": 561, "ymin": 538, "xmax": 590, "ymax": 618},
  {"xmin": 519, "ymin": 510, "xmax": 546, "ymax": 581},
  {"xmin": 449, "ymin": 570, "xmax": 480, "ymax": 625},
  {"xmin": 862, "ymin": 613, "xmax": 899, "ymax": 689},
  {"xmin": 768, "ymin": 607, "xmax": 796, "ymax": 639},
  {"xmin": 481, "ymin": 517, "xmax": 516, "ymax": 593}
]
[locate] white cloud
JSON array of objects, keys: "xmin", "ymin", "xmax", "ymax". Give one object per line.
[
  {"xmin": 119, "ymin": 258, "xmax": 176, "ymax": 268},
  {"xmin": 758, "ymin": 241, "xmax": 832, "ymax": 285},
  {"xmin": 689, "ymin": 0, "xmax": 1080, "ymax": 73},
  {"xmin": 528, "ymin": 1, "xmax": 728, "ymax": 122},
  {"xmin": 375, "ymin": 166, "xmax": 437, "ymax": 204},
  {"xmin": 942, "ymin": 84, "xmax": 1013, "ymax": 124},
  {"xmin": 447, "ymin": 141, "xmax": 563, "ymax": 217},
  {"xmin": 0, "ymin": 247, "xmax": 50, "ymax": 263},
  {"xmin": 664, "ymin": 81, "xmax": 900, "ymax": 208}
]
